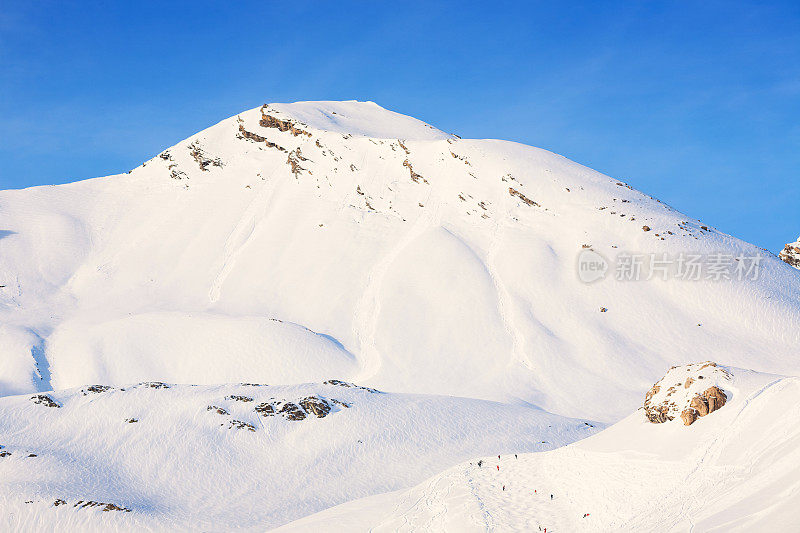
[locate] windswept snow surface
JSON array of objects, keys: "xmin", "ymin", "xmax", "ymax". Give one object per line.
[
  {"xmin": 0, "ymin": 100, "xmax": 799, "ymax": 529},
  {"xmin": 1, "ymin": 100, "xmax": 798, "ymax": 421},
  {"xmin": 277, "ymin": 367, "xmax": 800, "ymax": 532},
  {"xmin": 0, "ymin": 382, "xmax": 597, "ymax": 531}
]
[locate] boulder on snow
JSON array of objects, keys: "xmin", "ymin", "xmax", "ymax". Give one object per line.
[
  {"xmin": 643, "ymin": 362, "xmax": 731, "ymax": 426},
  {"xmin": 703, "ymin": 386, "xmax": 727, "ymax": 413},
  {"xmin": 690, "ymin": 395, "xmax": 709, "ymax": 417}
]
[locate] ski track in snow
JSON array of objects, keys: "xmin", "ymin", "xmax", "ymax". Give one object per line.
[
  {"xmin": 486, "ymin": 215, "xmax": 533, "ymax": 372},
  {"xmin": 208, "ymin": 167, "xmax": 280, "ymax": 303},
  {"xmin": 351, "ymin": 198, "xmax": 440, "ymax": 383}
]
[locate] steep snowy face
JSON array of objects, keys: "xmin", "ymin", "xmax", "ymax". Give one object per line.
[
  {"xmin": 1, "ymin": 100, "xmax": 800, "ymax": 422},
  {"xmin": 780, "ymin": 236, "xmax": 800, "ymax": 269}
]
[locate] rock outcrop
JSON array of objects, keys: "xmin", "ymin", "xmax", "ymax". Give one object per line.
[
  {"xmin": 255, "ymin": 394, "xmax": 348, "ymax": 421},
  {"xmin": 780, "ymin": 237, "xmax": 800, "ymax": 269},
  {"xmin": 643, "ymin": 362, "xmax": 731, "ymax": 426}
]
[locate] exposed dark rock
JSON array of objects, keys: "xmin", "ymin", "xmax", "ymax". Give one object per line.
[
  {"xmin": 703, "ymin": 386, "xmax": 727, "ymax": 413},
  {"xmin": 299, "ymin": 396, "xmax": 332, "ymax": 418},
  {"xmin": 140, "ymin": 382, "xmax": 170, "ymax": 389},
  {"xmin": 259, "ymin": 109, "xmax": 312, "ymax": 137},
  {"xmin": 690, "ymin": 395, "xmax": 709, "ymax": 417},
  {"xmin": 226, "ymin": 395, "xmax": 253, "ymax": 403},
  {"xmin": 236, "ymin": 124, "xmax": 288, "ymax": 152},
  {"xmin": 645, "ymin": 362, "xmax": 730, "ymax": 426},
  {"xmin": 227, "ymin": 420, "xmax": 256, "ymax": 432},
  {"xmin": 255, "ymin": 402, "xmax": 276, "ymax": 416},
  {"xmin": 73, "ymin": 500, "xmax": 131, "ymax": 512},
  {"xmin": 681, "ymin": 408, "xmax": 697, "ymax": 426},
  {"xmin": 323, "ymin": 379, "xmax": 379, "ymax": 393},
  {"xmin": 645, "ymin": 405, "xmax": 672, "ymax": 423},
  {"xmin": 780, "ymin": 237, "xmax": 800, "ymax": 269},
  {"xmin": 508, "ymin": 187, "xmax": 538, "ymax": 207},
  {"xmin": 403, "ymin": 159, "xmax": 428, "ymax": 184},
  {"xmin": 83, "ymin": 385, "xmax": 112, "ymax": 395},
  {"xmin": 31, "ymin": 394, "xmax": 60, "ymax": 408},
  {"xmin": 188, "ymin": 141, "xmax": 223, "ymax": 171},
  {"xmin": 279, "ymin": 403, "xmax": 307, "ymax": 421}
]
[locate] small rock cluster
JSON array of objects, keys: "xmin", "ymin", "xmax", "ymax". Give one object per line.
[
  {"xmin": 139, "ymin": 382, "xmax": 170, "ymax": 389},
  {"xmin": 62, "ymin": 499, "xmax": 131, "ymax": 512},
  {"xmin": 30, "ymin": 394, "xmax": 61, "ymax": 408},
  {"xmin": 82, "ymin": 385, "xmax": 113, "ymax": 395},
  {"xmin": 255, "ymin": 395, "xmax": 347, "ymax": 421},
  {"xmin": 780, "ymin": 236, "xmax": 800, "ymax": 270},
  {"xmin": 680, "ymin": 386, "xmax": 727, "ymax": 425},
  {"xmin": 323, "ymin": 379, "xmax": 380, "ymax": 393}
]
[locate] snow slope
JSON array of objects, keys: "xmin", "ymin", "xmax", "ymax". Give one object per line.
[
  {"xmin": 0, "ymin": 381, "xmax": 598, "ymax": 531},
  {"xmin": 1, "ymin": 100, "xmax": 799, "ymax": 423},
  {"xmin": 278, "ymin": 366, "xmax": 800, "ymax": 532}
]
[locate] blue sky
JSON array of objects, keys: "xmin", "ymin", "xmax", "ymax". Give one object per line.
[{"xmin": 1, "ymin": 1, "xmax": 798, "ymax": 251}]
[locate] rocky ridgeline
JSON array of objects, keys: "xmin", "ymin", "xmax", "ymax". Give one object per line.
[
  {"xmin": 780, "ymin": 236, "xmax": 800, "ymax": 270},
  {"xmin": 643, "ymin": 362, "xmax": 731, "ymax": 426}
]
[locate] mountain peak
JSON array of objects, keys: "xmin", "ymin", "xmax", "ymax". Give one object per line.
[{"xmin": 249, "ymin": 100, "xmax": 455, "ymax": 141}]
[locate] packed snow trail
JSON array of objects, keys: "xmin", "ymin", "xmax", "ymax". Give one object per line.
[
  {"xmin": 0, "ymin": 381, "xmax": 599, "ymax": 531},
  {"xmin": 277, "ymin": 367, "xmax": 800, "ymax": 532}
]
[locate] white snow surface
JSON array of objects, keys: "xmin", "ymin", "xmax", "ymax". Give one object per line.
[
  {"xmin": 1, "ymin": 100, "xmax": 799, "ymax": 529},
  {"xmin": 1, "ymin": 100, "xmax": 798, "ymax": 421},
  {"xmin": 278, "ymin": 366, "xmax": 800, "ymax": 532},
  {"xmin": 0, "ymin": 381, "xmax": 597, "ymax": 531}
]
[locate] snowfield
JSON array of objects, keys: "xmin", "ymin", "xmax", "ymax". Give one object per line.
[
  {"xmin": 0, "ymin": 100, "xmax": 798, "ymax": 530},
  {"xmin": 278, "ymin": 367, "xmax": 800, "ymax": 532},
  {"xmin": 0, "ymin": 381, "xmax": 598, "ymax": 530}
]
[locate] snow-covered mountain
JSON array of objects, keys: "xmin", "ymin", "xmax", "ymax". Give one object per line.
[
  {"xmin": 2, "ymin": 100, "xmax": 799, "ymax": 420},
  {"xmin": 1, "ymin": 100, "xmax": 799, "ymax": 530}
]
